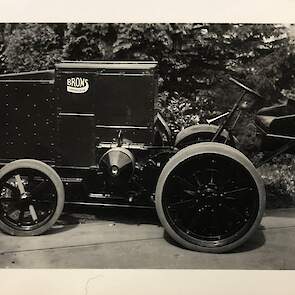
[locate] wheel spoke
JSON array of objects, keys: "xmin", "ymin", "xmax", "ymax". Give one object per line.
[
  {"xmin": 183, "ymin": 189, "xmax": 196, "ymax": 197},
  {"xmin": 188, "ymin": 206, "xmax": 209, "ymax": 233},
  {"xmin": 31, "ymin": 198, "xmax": 56, "ymax": 216},
  {"xmin": 15, "ymin": 174, "xmax": 26, "ymax": 195},
  {"xmin": 2, "ymin": 183, "xmax": 20, "ymax": 196},
  {"xmin": 192, "ymin": 172, "xmax": 202, "ymax": 186},
  {"xmin": 214, "ymin": 206, "xmax": 225, "ymax": 236},
  {"xmin": 223, "ymin": 186, "xmax": 251, "ymax": 196},
  {"xmin": 221, "ymin": 203, "xmax": 245, "ymax": 221},
  {"xmin": 208, "ymin": 169, "xmax": 216, "ymax": 184},
  {"xmin": 214, "ymin": 205, "xmax": 233, "ymax": 235},
  {"xmin": 29, "ymin": 204, "xmax": 38, "ymax": 222},
  {"xmin": 0, "ymin": 198, "xmax": 20, "ymax": 204},
  {"xmin": 32, "ymin": 199, "xmax": 54, "ymax": 204},
  {"xmin": 18, "ymin": 209, "xmax": 25, "ymax": 223},
  {"xmin": 168, "ymin": 198, "xmax": 195, "ymax": 209},
  {"xmin": 173, "ymin": 175, "xmax": 194, "ymax": 190},
  {"xmin": 188, "ymin": 213, "xmax": 202, "ymax": 232}
]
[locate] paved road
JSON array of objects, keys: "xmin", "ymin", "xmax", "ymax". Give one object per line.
[{"xmin": 1, "ymin": 207, "xmax": 295, "ymax": 269}]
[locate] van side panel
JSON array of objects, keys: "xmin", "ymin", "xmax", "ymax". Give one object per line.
[{"xmin": 0, "ymin": 81, "xmax": 56, "ymax": 162}]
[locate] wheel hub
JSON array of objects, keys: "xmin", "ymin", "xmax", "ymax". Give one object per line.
[{"xmin": 199, "ymin": 184, "xmax": 220, "ymax": 199}]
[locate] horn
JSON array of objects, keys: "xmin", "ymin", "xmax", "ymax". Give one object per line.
[{"xmin": 206, "ymin": 112, "xmax": 229, "ymax": 124}]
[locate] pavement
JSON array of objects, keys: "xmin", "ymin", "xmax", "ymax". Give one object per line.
[{"xmin": 1, "ymin": 207, "xmax": 295, "ymax": 269}]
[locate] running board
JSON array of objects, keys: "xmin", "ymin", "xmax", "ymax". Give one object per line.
[{"xmin": 64, "ymin": 201, "xmax": 154, "ymax": 209}]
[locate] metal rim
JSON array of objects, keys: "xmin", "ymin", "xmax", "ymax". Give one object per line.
[{"xmin": 0, "ymin": 168, "xmax": 58, "ymax": 231}]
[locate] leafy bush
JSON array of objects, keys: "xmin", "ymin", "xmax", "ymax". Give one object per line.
[
  {"xmin": 4, "ymin": 24, "xmax": 63, "ymax": 72},
  {"xmin": 157, "ymin": 89, "xmax": 223, "ymax": 136},
  {"xmin": 258, "ymin": 154, "xmax": 295, "ymax": 208},
  {"xmin": 156, "ymin": 91, "xmax": 200, "ymax": 135},
  {"xmin": 63, "ymin": 23, "xmax": 118, "ymax": 60},
  {"xmin": 0, "ymin": 43, "xmax": 6, "ymax": 73}
]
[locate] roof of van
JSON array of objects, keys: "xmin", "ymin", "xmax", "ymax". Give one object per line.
[{"xmin": 55, "ymin": 60, "xmax": 158, "ymax": 70}]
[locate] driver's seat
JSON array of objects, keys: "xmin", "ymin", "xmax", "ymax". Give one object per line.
[{"xmin": 255, "ymin": 98, "xmax": 295, "ymax": 136}]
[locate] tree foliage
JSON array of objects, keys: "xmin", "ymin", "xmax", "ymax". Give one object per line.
[
  {"xmin": 3, "ymin": 24, "xmax": 63, "ymax": 72},
  {"xmin": 1, "ymin": 23, "xmax": 294, "ymax": 113},
  {"xmin": 61, "ymin": 23, "xmax": 294, "ymax": 108},
  {"xmin": 63, "ymin": 23, "xmax": 118, "ymax": 60},
  {"xmin": 1, "ymin": 23, "xmax": 295, "ymax": 207}
]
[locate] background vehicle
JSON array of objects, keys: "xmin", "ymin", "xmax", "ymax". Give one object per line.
[{"xmin": 0, "ymin": 61, "xmax": 266, "ymax": 253}]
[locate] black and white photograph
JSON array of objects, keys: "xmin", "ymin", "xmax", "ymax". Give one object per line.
[
  {"xmin": 0, "ymin": 22, "xmax": 295, "ymax": 270},
  {"xmin": 2, "ymin": 0, "xmax": 295, "ymax": 290}
]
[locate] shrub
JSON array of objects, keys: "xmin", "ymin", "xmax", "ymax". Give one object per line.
[
  {"xmin": 258, "ymin": 154, "xmax": 295, "ymax": 208},
  {"xmin": 156, "ymin": 91, "xmax": 200, "ymax": 135},
  {"xmin": 4, "ymin": 24, "xmax": 63, "ymax": 72}
]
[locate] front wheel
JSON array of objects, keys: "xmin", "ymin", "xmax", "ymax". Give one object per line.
[
  {"xmin": 0, "ymin": 159, "xmax": 65, "ymax": 236},
  {"xmin": 155, "ymin": 142, "xmax": 265, "ymax": 253}
]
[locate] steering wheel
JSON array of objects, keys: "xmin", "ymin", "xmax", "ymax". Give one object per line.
[{"xmin": 229, "ymin": 77, "xmax": 263, "ymax": 99}]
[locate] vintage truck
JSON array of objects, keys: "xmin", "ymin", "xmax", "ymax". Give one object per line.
[{"xmin": 0, "ymin": 61, "xmax": 267, "ymax": 253}]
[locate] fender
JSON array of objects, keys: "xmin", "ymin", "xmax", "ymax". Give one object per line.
[{"xmin": 175, "ymin": 124, "xmax": 233, "ymax": 147}]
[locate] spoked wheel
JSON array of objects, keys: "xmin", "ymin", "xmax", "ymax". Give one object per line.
[
  {"xmin": 0, "ymin": 159, "xmax": 64, "ymax": 236},
  {"xmin": 155, "ymin": 142, "xmax": 265, "ymax": 253}
]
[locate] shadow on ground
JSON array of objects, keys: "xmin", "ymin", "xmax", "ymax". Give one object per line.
[
  {"xmin": 163, "ymin": 229, "xmax": 265, "ymax": 253},
  {"xmin": 57, "ymin": 205, "xmax": 265, "ymax": 254},
  {"xmin": 59, "ymin": 204, "xmax": 266, "ymax": 253},
  {"xmin": 230, "ymin": 230, "xmax": 265, "ymax": 253},
  {"xmin": 58, "ymin": 204, "xmax": 160, "ymax": 226},
  {"xmin": 46, "ymin": 223, "xmax": 78, "ymax": 235}
]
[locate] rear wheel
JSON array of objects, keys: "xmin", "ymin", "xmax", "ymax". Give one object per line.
[
  {"xmin": 0, "ymin": 159, "xmax": 64, "ymax": 236},
  {"xmin": 155, "ymin": 142, "xmax": 265, "ymax": 253}
]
